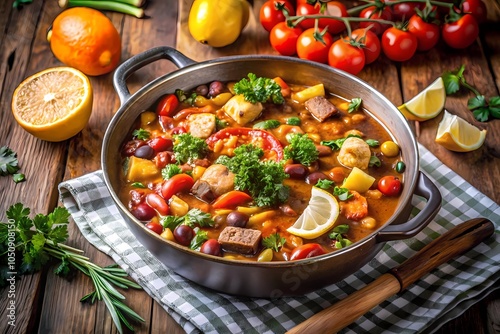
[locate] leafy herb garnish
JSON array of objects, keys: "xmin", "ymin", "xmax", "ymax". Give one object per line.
[
  {"xmin": 369, "ymin": 155, "xmax": 381, "ymax": 167},
  {"xmin": 233, "ymin": 73, "xmax": 284, "ymax": 104},
  {"xmin": 131, "ymin": 182, "xmax": 146, "ymax": 188},
  {"xmin": 175, "ymin": 89, "xmax": 197, "ymax": 105},
  {"xmin": 333, "ymin": 186, "xmax": 353, "ymax": 201},
  {"xmin": 162, "ymin": 164, "xmax": 182, "ymax": 180},
  {"xmin": 316, "ymin": 179, "xmax": 335, "ymax": 190},
  {"xmin": 253, "ymin": 119, "xmax": 281, "ymax": 130},
  {"xmin": 328, "ymin": 224, "xmax": 352, "ymax": 249},
  {"xmin": 132, "ymin": 128, "xmax": 150, "ymax": 140},
  {"xmin": 0, "ymin": 146, "xmax": 20, "ymax": 176},
  {"xmin": 0, "ymin": 204, "xmax": 143, "ymax": 333},
  {"xmin": 160, "ymin": 208, "xmax": 215, "ymax": 230},
  {"xmin": 190, "ymin": 229, "xmax": 209, "ymax": 251},
  {"xmin": 284, "ymin": 133, "xmax": 319, "ymax": 167},
  {"xmin": 173, "ymin": 133, "xmax": 208, "ymax": 164},
  {"xmin": 348, "ymin": 97, "xmax": 362, "ymax": 113},
  {"xmin": 262, "ymin": 233, "xmax": 286, "ymax": 252},
  {"xmin": 321, "ymin": 134, "xmax": 377, "ymax": 151}
]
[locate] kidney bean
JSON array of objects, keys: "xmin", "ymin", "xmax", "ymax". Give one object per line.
[
  {"xmin": 226, "ymin": 211, "xmax": 249, "ymax": 228},
  {"xmin": 154, "ymin": 151, "xmax": 173, "ymax": 169},
  {"xmin": 131, "ymin": 203, "xmax": 156, "ymax": 221},
  {"xmin": 315, "ymin": 144, "xmax": 333, "ymax": 157},
  {"xmin": 305, "ymin": 171, "xmax": 329, "ymax": 185},
  {"xmin": 200, "ymin": 239, "xmax": 222, "ymax": 256},
  {"xmin": 146, "ymin": 193, "xmax": 169, "ymax": 216},
  {"xmin": 122, "ymin": 140, "xmax": 146, "ymax": 156},
  {"xmin": 174, "ymin": 224, "xmax": 195, "ymax": 246},
  {"xmin": 195, "ymin": 84, "xmax": 209, "ymax": 96},
  {"xmin": 208, "ymin": 81, "xmax": 225, "ymax": 97},
  {"xmin": 134, "ymin": 145, "xmax": 155, "ymax": 159},
  {"xmin": 284, "ymin": 164, "xmax": 308, "ymax": 179},
  {"xmin": 129, "ymin": 189, "xmax": 146, "ymax": 206}
]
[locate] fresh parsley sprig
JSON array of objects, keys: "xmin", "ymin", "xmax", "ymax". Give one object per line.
[
  {"xmin": 0, "ymin": 204, "xmax": 143, "ymax": 333},
  {"xmin": 233, "ymin": 73, "xmax": 285, "ymax": 104},
  {"xmin": 262, "ymin": 233, "xmax": 286, "ymax": 252},
  {"xmin": 442, "ymin": 65, "xmax": 500, "ymax": 122},
  {"xmin": 0, "ymin": 146, "xmax": 25, "ymax": 183}
]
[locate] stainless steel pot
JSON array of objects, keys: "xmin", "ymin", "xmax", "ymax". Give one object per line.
[{"xmin": 102, "ymin": 46, "xmax": 441, "ymax": 298}]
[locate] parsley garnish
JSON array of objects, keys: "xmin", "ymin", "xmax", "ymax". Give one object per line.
[
  {"xmin": 0, "ymin": 204, "xmax": 143, "ymax": 333},
  {"xmin": 333, "ymin": 186, "xmax": 353, "ymax": 201},
  {"xmin": 328, "ymin": 224, "xmax": 353, "ymax": 249},
  {"xmin": 162, "ymin": 164, "xmax": 182, "ymax": 180},
  {"xmin": 262, "ymin": 233, "xmax": 286, "ymax": 252},
  {"xmin": 348, "ymin": 97, "xmax": 362, "ymax": 113},
  {"xmin": 173, "ymin": 133, "xmax": 208, "ymax": 164},
  {"xmin": 316, "ymin": 179, "xmax": 335, "ymax": 190},
  {"xmin": 321, "ymin": 135, "xmax": 377, "ymax": 150},
  {"xmin": 131, "ymin": 182, "xmax": 146, "ymax": 188},
  {"xmin": 132, "ymin": 128, "xmax": 150, "ymax": 140},
  {"xmin": 217, "ymin": 144, "xmax": 289, "ymax": 207},
  {"xmin": 175, "ymin": 89, "xmax": 197, "ymax": 105},
  {"xmin": 160, "ymin": 208, "xmax": 215, "ymax": 230},
  {"xmin": 189, "ymin": 229, "xmax": 209, "ymax": 251},
  {"xmin": 284, "ymin": 133, "xmax": 319, "ymax": 167},
  {"xmin": 0, "ymin": 146, "xmax": 25, "ymax": 183},
  {"xmin": 442, "ymin": 65, "xmax": 500, "ymax": 122},
  {"xmin": 233, "ymin": 73, "xmax": 284, "ymax": 104},
  {"xmin": 253, "ymin": 119, "xmax": 281, "ymax": 130},
  {"xmin": 369, "ymin": 155, "xmax": 381, "ymax": 167}
]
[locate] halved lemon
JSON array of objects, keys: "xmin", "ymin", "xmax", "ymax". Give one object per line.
[
  {"xmin": 435, "ymin": 110, "xmax": 487, "ymax": 152},
  {"xmin": 11, "ymin": 67, "xmax": 93, "ymax": 142},
  {"xmin": 398, "ymin": 77, "xmax": 446, "ymax": 122},
  {"xmin": 287, "ymin": 187, "xmax": 339, "ymax": 239}
]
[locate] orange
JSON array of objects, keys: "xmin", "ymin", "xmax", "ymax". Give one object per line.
[
  {"xmin": 12, "ymin": 67, "xmax": 93, "ymax": 142},
  {"xmin": 48, "ymin": 8, "xmax": 121, "ymax": 76}
]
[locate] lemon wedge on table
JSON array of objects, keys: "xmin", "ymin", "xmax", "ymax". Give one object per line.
[
  {"xmin": 11, "ymin": 67, "xmax": 93, "ymax": 142},
  {"xmin": 435, "ymin": 110, "xmax": 487, "ymax": 152},
  {"xmin": 398, "ymin": 77, "xmax": 446, "ymax": 122},
  {"xmin": 287, "ymin": 187, "xmax": 340, "ymax": 239}
]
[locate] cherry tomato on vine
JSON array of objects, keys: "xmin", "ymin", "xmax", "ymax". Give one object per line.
[
  {"xmin": 391, "ymin": 2, "xmax": 424, "ymax": 21},
  {"xmin": 260, "ymin": 0, "xmax": 296, "ymax": 32},
  {"xmin": 328, "ymin": 39, "xmax": 366, "ymax": 75},
  {"xmin": 442, "ymin": 13, "xmax": 479, "ymax": 49},
  {"xmin": 459, "ymin": 0, "xmax": 487, "ymax": 24},
  {"xmin": 377, "ymin": 175, "xmax": 402, "ymax": 196},
  {"xmin": 351, "ymin": 28, "xmax": 381, "ymax": 64},
  {"xmin": 359, "ymin": 4, "xmax": 393, "ymax": 35},
  {"xmin": 296, "ymin": 28, "xmax": 333, "ymax": 64},
  {"xmin": 408, "ymin": 14, "xmax": 440, "ymax": 51},
  {"xmin": 318, "ymin": 1, "xmax": 349, "ymax": 35},
  {"xmin": 270, "ymin": 21, "xmax": 303, "ymax": 56},
  {"xmin": 381, "ymin": 26, "xmax": 417, "ymax": 62},
  {"xmin": 290, "ymin": 243, "xmax": 326, "ymax": 260},
  {"xmin": 296, "ymin": 1, "xmax": 318, "ymax": 30}
]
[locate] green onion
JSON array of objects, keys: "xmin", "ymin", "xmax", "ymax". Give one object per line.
[{"xmin": 59, "ymin": 0, "xmax": 146, "ymax": 18}]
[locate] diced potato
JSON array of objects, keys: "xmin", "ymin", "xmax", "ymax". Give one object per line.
[
  {"xmin": 169, "ymin": 195, "xmax": 189, "ymax": 216},
  {"xmin": 186, "ymin": 113, "xmax": 216, "ymax": 139},
  {"xmin": 342, "ymin": 167, "xmax": 375, "ymax": 193},
  {"xmin": 126, "ymin": 156, "xmax": 160, "ymax": 182},
  {"xmin": 223, "ymin": 94, "xmax": 263, "ymax": 125},
  {"xmin": 292, "ymin": 84, "xmax": 325, "ymax": 103}
]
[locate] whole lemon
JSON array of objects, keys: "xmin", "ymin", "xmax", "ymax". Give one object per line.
[
  {"xmin": 188, "ymin": 0, "xmax": 250, "ymax": 48},
  {"xmin": 48, "ymin": 8, "xmax": 121, "ymax": 76}
]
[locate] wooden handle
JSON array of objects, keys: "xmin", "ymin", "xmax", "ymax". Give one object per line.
[{"xmin": 286, "ymin": 218, "xmax": 494, "ymax": 334}]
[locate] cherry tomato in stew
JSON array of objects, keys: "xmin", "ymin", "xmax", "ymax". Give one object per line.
[
  {"xmin": 146, "ymin": 221, "xmax": 163, "ymax": 235},
  {"xmin": 442, "ymin": 13, "xmax": 479, "ymax": 49},
  {"xmin": 378, "ymin": 175, "xmax": 402, "ymax": 196},
  {"xmin": 200, "ymin": 239, "xmax": 223, "ymax": 256},
  {"xmin": 173, "ymin": 224, "xmax": 195, "ymax": 246},
  {"xmin": 350, "ymin": 28, "xmax": 381, "ymax": 64},
  {"xmin": 156, "ymin": 94, "xmax": 179, "ymax": 117},
  {"xmin": 328, "ymin": 39, "xmax": 366, "ymax": 75},
  {"xmin": 407, "ymin": 14, "xmax": 440, "ymax": 51},
  {"xmin": 381, "ymin": 27, "xmax": 417, "ymax": 62},
  {"xmin": 260, "ymin": 0, "xmax": 295, "ymax": 32},
  {"xmin": 270, "ymin": 21, "xmax": 303, "ymax": 56},
  {"xmin": 296, "ymin": 28, "xmax": 334, "ymax": 64},
  {"xmin": 290, "ymin": 243, "xmax": 326, "ymax": 260}
]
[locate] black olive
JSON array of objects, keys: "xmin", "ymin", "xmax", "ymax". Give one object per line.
[
  {"xmin": 226, "ymin": 211, "xmax": 249, "ymax": 228},
  {"xmin": 134, "ymin": 145, "xmax": 155, "ymax": 159}
]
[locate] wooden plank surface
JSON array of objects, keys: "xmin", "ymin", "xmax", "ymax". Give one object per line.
[{"xmin": 0, "ymin": 0, "xmax": 498, "ymax": 333}]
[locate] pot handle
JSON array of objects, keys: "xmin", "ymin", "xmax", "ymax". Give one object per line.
[
  {"xmin": 113, "ymin": 46, "xmax": 196, "ymax": 105},
  {"xmin": 376, "ymin": 171, "xmax": 442, "ymax": 242}
]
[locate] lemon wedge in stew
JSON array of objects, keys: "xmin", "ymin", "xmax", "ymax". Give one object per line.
[
  {"xmin": 435, "ymin": 110, "xmax": 487, "ymax": 152},
  {"xmin": 11, "ymin": 67, "xmax": 93, "ymax": 142},
  {"xmin": 398, "ymin": 77, "xmax": 446, "ymax": 122},
  {"xmin": 287, "ymin": 187, "xmax": 339, "ymax": 239}
]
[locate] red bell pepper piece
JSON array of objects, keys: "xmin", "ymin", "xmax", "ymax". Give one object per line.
[
  {"xmin": 206, "ymin": 128, "xmax": 284, "ymax": 161},
  {"xmin": 156, "ymin": 94, "xmax": 179, "ymax": 117},
  {"xmin": 273, "ymin": 77, "xmax": 290, "ymax": 97},
  {"xmin": 212, "ymin": 190, "xmax": 252, "ymax": 209}
]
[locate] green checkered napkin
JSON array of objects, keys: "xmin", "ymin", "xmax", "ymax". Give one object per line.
[{"xmin": 58, "ymin": 144, "xmax": 499, "ymax": 334}]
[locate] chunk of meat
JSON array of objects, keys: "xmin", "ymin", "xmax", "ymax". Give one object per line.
[
  {"xmin": 191, "ymin": 164, "xmax": 235, "ymax": 202},
  {"xmin": 305, "ymin": 96, "xmax": 339, "ymax": 122},
  {"xmin": 337, "ymin": 137, "xmax": 371, "ymax": 169},
  {"xmin": 223, "ymin": 94, "xmax": 263, "ymax": 125},
  {"xmin": 339, "ymin": 191, "xmax": 368, "ymax": 221},
  {"xmin": 218, "ymin": 226, "xmax": 262, "ymax": 255},
  {"xmin": 186, "ymin": 113, "xmax": 216, "ymax": 139}
]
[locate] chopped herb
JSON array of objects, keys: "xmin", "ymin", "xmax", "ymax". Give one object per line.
[
  {"xmin": 185, "ymin": 208, "xmax": 215, "ymax": 228},
  {"xmin": 365, "ymin": 139, "xmax": 380, "ymax": 147},
  {"xmin": 132, "ymin": 128, "xmax": 150, "ymax": 140},
  {"xmin": 131, "ymin": 182, "xmax": 146, "ymax": 188},
  {"xmin": 348, "ymin": 98, "xmax": 362, "ymax": 113},
  {"xmin": 253, "ymin": 119, "xmax": 281, "ymax": 130},
  {"xmin": 328, "ymin": 224, "xmax": 353, "ymax": 249},
  {"xmin": 215, "ymin": 117, "xmax": 228, "ymax": 131},
  {"xmin": 262, "ymin": 233, "xmax": 286, "ymax": 252},
  {"xmin": 189, "ymin": 229, "xmax": 209, "ymax": 251},
  {"xmin": 369, "ymin": 155, "xmax": 381, "ymax": 167},
  {"xmin": 217, "ymin": 144, "xmax": 289, "ymax": 207},
  {"xmin": 333, "ymin": 186, "xmax": 353, "ymax": 201},
  {"xmin": 175, "ymin": 89, "xmax": 197, "ymax": 105},
  {"xmin": 173, "ymin": 133, "xmax": 208, "ymax": 164},
  {"xmin": 284, "ymin": 133, "xmax": 319, "ymax": 167},
  {"xmin": 286, "ymin": 117, "xmax": 301, "ymax": 126},
  {"xmin": 13, "ymin": 173, "xmax": 25, "ymax": 183},
  {"xmin": 160, "ymin": 215, "xmax": 185, "ymax": 231},
  {"xmin": 233, "ymin": 73, "xmax": 284, "ymax": 104},
  {"xmin": 162, "ymin": 164, "xmax": 182, "ymax": 180},
  {"xmin": 321, "ymin": 134, "xmax": 376, "ymax": 150},
  {"xmin": 0, "ymin": 146, "xmax": 20, "ymax": 176},
  {"xmin": 315, "ymin": 179, "xmax": 335, "ymax": 190}
]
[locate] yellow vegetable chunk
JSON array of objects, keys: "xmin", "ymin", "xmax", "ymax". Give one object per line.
[
  {"xmin": 223, "ymin": 94, "xmax": 263, "ymax": 125},
  {"xmin": 169, "ymin": 195, "xmax": 189, "ymax": 217},
  {"xmin": 126, "ymin": 156, "xmax": 160, "ymax": 182},
  {"xmin": 292, "ymin": 84, "xmax": 325, "ymax": 103},
  {"xmin": 140, "ymin": 111, "xmax": 157, "ymax": 127},
  {"xmin": 342, "ymin": 167, "xmax": 375, "ymax": 193}
]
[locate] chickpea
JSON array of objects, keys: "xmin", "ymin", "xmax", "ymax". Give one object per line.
[
  {"xmin": 351, "ymin": 114, "xmax": 366, "ymax": 124},
  {"xmin": 361, "ymin": 217, "xmax": 377, "ymax": 229},
  {"xmin": 381, "ymin": 141, "xmax": 400, "ymax": 157}
]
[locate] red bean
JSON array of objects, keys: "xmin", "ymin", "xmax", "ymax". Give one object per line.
[
  {"xmin": 174, "ymin": 225, "xmax": 195, "ymax": 246},
  {"xmin": 284, "ymin": 164, "xmax": 308, "ymax": 179},
  {"xmin": 306, "ymin": 171, "xmax": 329, "ymax": 185},
  {"xmin": 200, "ymin": 239, "xmax": 222, "ymax": 256},
  {"xmin": 146, "ymin": 193, "xmax": 169, "ymax": 216},
  {"xmin": 131, "ymin": 203, "xmax": 156, "ymax": 221},
  {"xmin": 315, "ymin": 144, "xmax": 333, "ymax": 157}
]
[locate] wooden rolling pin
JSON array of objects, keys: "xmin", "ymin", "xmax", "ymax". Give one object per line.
[{"xmin": 287, "ymin": 217, "xmax": 495, "ymax": 334}]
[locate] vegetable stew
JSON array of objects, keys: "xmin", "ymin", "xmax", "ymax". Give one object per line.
[{"xmin": 119, "ymin": 74, "xmax": 404, "ymax": 262}]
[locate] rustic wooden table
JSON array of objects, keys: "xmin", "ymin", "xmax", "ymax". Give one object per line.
[{"xmin": 1, "ymin": 0, "xmax": 499, "ymax": 333}]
